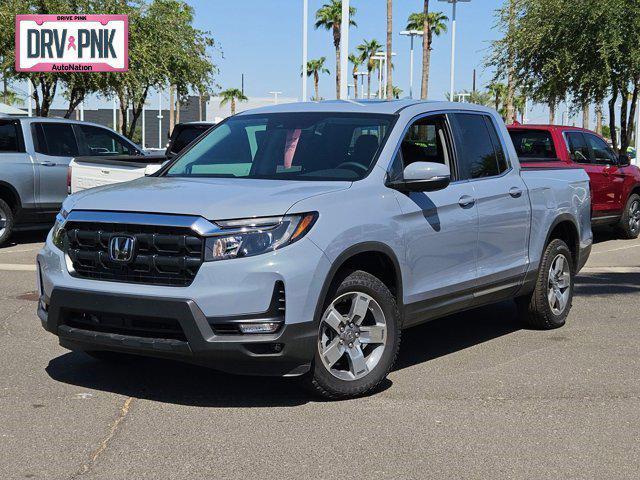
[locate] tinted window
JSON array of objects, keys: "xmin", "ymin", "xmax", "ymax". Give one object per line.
[
  {"xmin": 78, "ymin": 125, "xmax": 133, "ymax": 156},
  {"xmin": 508, "ymin": 129, "xmax": 557, "ymax": 161},
  {"xmin": 565, "ymin": 132, "xmax": 590, "ymax": 163},
  {"xmin": 165, "ymin": 113, "xmax": 393, "ymax": 181},
  {"xmin": 451, "ymin": 113, "xmax": 500, "ymax": 179},
  {"xmin": 585, "ymin": 133, "xmax": 616, "ymax": 163},
  {"xmin": 485, "ymin": 117, "xmax": 509, "ymax": 173},
  {"xmin": 0, "ymin": 122, "xmax": 19, "ymax": 152},
  {"xmin": 35, "ymin": 123, "xmax": 79, "ymax": 156},
  {"xmin": 169, "ymin": 125, "xmax": 211, "ymax": 155}
]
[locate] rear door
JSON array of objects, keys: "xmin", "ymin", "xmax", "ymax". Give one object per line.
[
  {"xmin": 31, "ymin": 122, "xmax": 79, "ymax": 212},
  {"xmin": 450, "ymin": 112, "xmax": 530, "ymax": 299},
  {"xmin": 0, "ymin": 119, "xmax": 37, "ymax": 212}
]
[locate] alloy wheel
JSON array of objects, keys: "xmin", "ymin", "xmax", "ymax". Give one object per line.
[
  {"xmin": 318, "ymin": 292, "xmax": 387, "ymax": 381},
  {"xmin": 0, "ymin": 208, "xmax": 6, "ymax": 239},
  {"xmin": 629, "ymin": 199, "xmax": 640, "ymax": 234},
  {"xmin": 547, "ymin": 254, "xmax": 571, "ymax": 315}
]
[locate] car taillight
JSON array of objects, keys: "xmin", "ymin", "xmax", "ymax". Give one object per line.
[{"xmin": 67, "ymin": 166, "xmax": 72, "ymax": 194}]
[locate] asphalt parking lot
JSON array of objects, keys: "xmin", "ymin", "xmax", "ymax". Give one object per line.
[{"xmin": 1, "ymin": 231, "xmax": 639, "ymax": 479}]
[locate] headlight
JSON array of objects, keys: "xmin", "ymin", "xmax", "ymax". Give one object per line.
[
  {"xmin": 51, "ymin": 209, "xmax": 69, "ymax": 250},
  {"xmin": 204, "ymin": 212, "xmax": 318, "ymax": 261}
]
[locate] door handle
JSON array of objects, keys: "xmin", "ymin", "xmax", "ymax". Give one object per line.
[
  {"xmin": 509, "ymin": 187, "xmax": 523, "ymax": 198},
  {"xmin": 40, "ymin": 161, "xmax": 56, "ymax": 167},
  {"xmin": 458, "ymin": 195, "xmax": 475, "ymax": 208}
]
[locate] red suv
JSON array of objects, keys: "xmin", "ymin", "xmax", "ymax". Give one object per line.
[{"xmin": 507, "ymin": 124, "xmax": 640, "ymax": 239}]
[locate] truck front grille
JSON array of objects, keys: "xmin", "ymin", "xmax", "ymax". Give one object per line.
[{"xmin": 63, "ymin": 221, "xmax": 205, "ymax": 287}]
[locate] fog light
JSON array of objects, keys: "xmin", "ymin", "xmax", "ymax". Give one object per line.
[{"xmin": 238, "ymin": 322, "xmax": 281, "ymax": 334}]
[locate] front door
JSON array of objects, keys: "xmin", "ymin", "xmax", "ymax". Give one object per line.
[
  {"xmin": 390, "ymin": 114, "xmax": 478, "ymax": 324},
  {"xmin": 449, "ymin": 112, "xmax": 530, "ymax": 299},
  {"xmin": 584, "ymin": 132, "xmax": 625, "ymax": 215},
  {"xmin": 31, "ymin": 122, "xmax": 79, "ymax": 213}
]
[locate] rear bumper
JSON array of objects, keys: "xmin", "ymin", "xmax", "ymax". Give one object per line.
[{"xmin": 39, "ymin": 288, "xmax": 316, "ymax": 377}]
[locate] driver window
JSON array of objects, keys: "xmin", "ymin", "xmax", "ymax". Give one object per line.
[
  {"xmin": 389, "ymin": 115, "xmax": 451, "ymax": 181},
  {"xmin": 585, "ymin": 134, "xmax": 616, "ymax": 164}
]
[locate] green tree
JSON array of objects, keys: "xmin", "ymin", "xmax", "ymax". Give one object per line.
[
  {"xmin": 348, "ymin": 53, "xmax": 361, "ymax": 99},
  {"xmin": 218, "ymin": 88, "xmax": 247, "ymax": 116},
  {"xmin": 357, "ymin": 39, "xmax": 382, "ymax": 99},
  {"xmin": 315, "ymin": 0, "xmax": 356, "ymax": 99},
  {"xmin": 306, "ymin": 57, "xmax": 330, "ymax": 101},
  {"xmin": 487, "ymin": 82, "xmax": 507, "ymax": 114},
  {"xmin": 406, "ymin": 9, "xmax": 448, "ymax": 99},
  {"xmin": 392, "ymin": 86, "xmax": 403, "ymax": 99}
]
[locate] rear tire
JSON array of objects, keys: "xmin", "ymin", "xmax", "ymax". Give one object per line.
[
  {"xmin": 0, "ymin": 199, "xmax": 14, "ymax": 247},
  {"xmin": 305, "ymin": 270, "xmax": 401, "ymax": 400},
  {"xmin": 617, "ymin": 193, "xmax": 640, "ymax": 239},
  {"xmin": 517, "ymin": 239, "xmax": 574, "ymax": 329}
]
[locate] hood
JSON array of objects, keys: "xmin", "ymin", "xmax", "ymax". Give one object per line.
[{"xmin": 66, "ymin": 176, "xmax": 351, "ymax": 220}]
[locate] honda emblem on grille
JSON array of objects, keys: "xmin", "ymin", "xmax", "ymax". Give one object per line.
[{"xmin": 109, "ymin": 236, "xmax": 136, "ymax": 263}]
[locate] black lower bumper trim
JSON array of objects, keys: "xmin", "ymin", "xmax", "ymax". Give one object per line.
[{"xmin": 41, "ymin": 288, "xmax": 316, "ymax": 377}]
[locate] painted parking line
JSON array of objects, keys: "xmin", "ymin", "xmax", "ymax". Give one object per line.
[
  {"xmin": 0, "ymin": 264, "xmax": 37, "ymax": 271},
  {"xmin": 591, "ymin": 243, "xmax": 640, "ymax": 255},
  {"xmin": 580, "ymin": 266, "xmax": 640, "ymax": 274}
]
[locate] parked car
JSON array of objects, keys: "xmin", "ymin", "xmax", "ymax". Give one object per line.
[
  {"xmin": 68, "ymin": 121, "xmax": 215, "ymax": 194},
  {"xmin": 507, "ymin": 124, "xmax": 640, "ymax": 238},
  {"xmin": 0, "ymin": 117, "xmax": 143, "ymax": 246},
  {"xmin": 38, "ymin": 101, "xmax": 592, "ymax": 399}
]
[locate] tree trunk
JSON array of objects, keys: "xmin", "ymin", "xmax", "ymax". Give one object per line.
[
  {"xmin": 198, "ymin": 94, "xmax": 203, "ymax": 121},
  {"xmin": 386, "ymin": 0, "xmax": 393, "ymax": 100},
  {"xmin": 127, "ymin": 87, "xmax": 150, "ymax": 140},
  {"xmin": 582, "ymin": 101, "xmax": 589, "ymax": 129},
  {"xmin": 505, "ymin": 0, "xmax": 516, "ymax": 124},
  {"xmin": 333, "ymin": 25, "xmax": 341, "ymax": 99},
  {"xmin": 353, "ymin": 73, "xmax": 358, "ymax": 99},
  {"xmin": 623, "ymin": 82, "xmax": 639, "ymax": 153},
  {"xmin": 367, "ymin": 68, "xmax": 372, "ymax": 99},
  {"xmin": 549, "ymin": 98, "xmax": 556, "ymax": 124},
  {"xmin": 231, "ymin": 98, "xmax": 236, "ymax": 116},
  {"xmin": 169, "ymin": 85, "xmax": 175, "ymax": 135},
  {"xmin": 595, "ymin": 104, "xmax": 603, "ymax": 134},
  {"xmin": 314, "ymin": 72, "xmax": 320, "ymax": 100},
  {"xmin": 118, "ymin": 92, "xmax": 128, "ymax": 138},
  {"xmin": 421, "ymin": 0, "xmax": 430, "ymax": 99},
  {"xmin": 176, "ymin": 97, "xmax": 181, "ymax": 124},
  {"xmin": 608, "ymin": 88, "xmax": 618, "ymax": 153}
]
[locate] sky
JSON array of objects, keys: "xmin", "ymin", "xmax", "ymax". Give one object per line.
[{"xmin": 23, "ymin": 0, "xmax": 564, "ymax": 124}]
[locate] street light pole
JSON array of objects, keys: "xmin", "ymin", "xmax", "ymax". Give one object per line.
[
  {"xmin": 302, "ymin": 0, "xmax": 308, "ymax": 102},
  {"xmin": 27, "ymin": 81, "xmax": 32, "ymax": 117},
  {"xmin": 400, "ymin": 30, "xmax": 424, "ymax": 99},
  {"xmin": 339, "ymin": 0, "xmax": 350, "ymax": 99},
  {"xmin": 439, "ymin": 0, "xmax": 471, "ymax": 101},
  {"xmin": 635, "ymin": 98, "xmax": 640, "ymax": 165}
]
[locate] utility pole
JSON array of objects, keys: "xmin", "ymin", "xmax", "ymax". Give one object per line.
[
  {"xmin": 302, "ymin": 0, "xmax": 308, "ymax": 101},
  {"xmin": 158, "ymin": 89, "xmax": 163, "ymax": 149},
  {"xmin": 339, "ymin": 0, "xmax": 350, "ymax": 100}
]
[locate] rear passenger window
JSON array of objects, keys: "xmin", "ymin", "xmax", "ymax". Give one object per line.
[
  {"xmin": 450, "ymin": 113, "xmax": 503, "ymax": 179},
  {"xmin": 565, "ymin": 132, "xmax": 590, "ymax": 163},
  {"xmin": 33, "ymin": 123, "xmax": 79, "ymax": 157},
  {"xmin": 0, "ymin": 122, "xmax": 20, "ymax": 152}
]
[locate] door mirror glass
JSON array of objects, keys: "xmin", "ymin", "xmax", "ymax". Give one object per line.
[
  {"xmin": 618, "ymin": 153, "xmax": 631, "ymax": 166},
  {"xmin": 401, "ymin": 161, "xmax": 451, "ymax": 192}
]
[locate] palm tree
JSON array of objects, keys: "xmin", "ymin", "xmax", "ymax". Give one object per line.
[
  {"xmin": 487, "ymin": 82, "xmax": 507, "ymax": 114},
  {"xmin": 218, "ymin": 88, "xmax": 248, "ymax": 116},
  {"xmin": 306, "ymin": 57, "xmax": 330, "ymax": 101},
  {"xmin": 407, "ymin": 8, "xmax": 448, "ymax": 99},
  {"xmin": 392, "ymin": 86, "xmax": 403, "ymax": 99},
  {"xmin": 386, "ymin": 0, "xmax": 393, "ymax": 100},
  {"xmin": 348, "ymin": 53, "xmax": 361, "ymax": 99},
  {"xmin": 357, "ymin": 39, "xmax": 382, "ymax": 99},
  {"xmin": 315, "ymin": 0, "xmax": 356, "ymax": 99}
]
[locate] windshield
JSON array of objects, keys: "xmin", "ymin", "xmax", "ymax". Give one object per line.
[{"xmin": 163, "ymin": 113, "xmax": 395, "ymax": 181}]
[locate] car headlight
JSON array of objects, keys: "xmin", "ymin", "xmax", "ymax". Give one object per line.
[
  {"xmin": 51, "ymin": 208, "xmax": 69, "ymax": 250},
  {"xmin": 204, "ymin": 212, "xmax": 318, "ymax": 262}
]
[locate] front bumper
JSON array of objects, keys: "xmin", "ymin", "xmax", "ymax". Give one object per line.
[{"xmin": 39, "ymin": 287, "xmax": 316, "ymax": 376}]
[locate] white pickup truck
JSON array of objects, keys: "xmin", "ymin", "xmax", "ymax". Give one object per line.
[{"xmin": 68, "ymin": 122, "xmax": 214, "ymax": 194}]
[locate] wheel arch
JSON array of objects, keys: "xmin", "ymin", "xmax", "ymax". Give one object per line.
[
  {"xmin": 0, "ymin": 181, "xmax": 22, "ymax": 213},
  {"xmin": 545, "ymin": 214, "xmax": 580, "ymax": 269},
  {"xmin": 313, "ymin": 242, "xmax": 404, "ymax": 327}
]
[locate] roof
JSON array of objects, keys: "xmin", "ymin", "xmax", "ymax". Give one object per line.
[
  {"xmin": 237, "ymin": 99, "xmax": 494, "ymax": 116},
  {"xmin": 507, "ymin": 123, "xmax": 594, "ymax": 133}
]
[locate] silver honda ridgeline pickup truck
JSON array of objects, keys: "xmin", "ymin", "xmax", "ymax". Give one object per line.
[{"xmin": 37, "ymin": 101, "xmax": 592, "ymax": 399}]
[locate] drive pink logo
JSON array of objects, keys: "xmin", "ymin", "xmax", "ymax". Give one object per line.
[{"xmin": 15, "ymin": 14, "xmax": 128, "ymax": 72}]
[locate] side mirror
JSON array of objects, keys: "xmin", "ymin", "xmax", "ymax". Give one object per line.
[
  {"xmin": 618, "ymin": 153, "xmax": 631, "ymax": 167},
  {"xmin": 394, "ymin": 162, "xmax": 451, "ymax": 192}
]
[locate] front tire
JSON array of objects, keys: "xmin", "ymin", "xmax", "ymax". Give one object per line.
[
  {"xmin": 306, "ymin": 270, "xmax": 401, "ymax": 399},
  {"xmin": 617, "ymin": 193, "xmax": 640, "ymax": 239},
  {"xmin": 0, "ymin": 199, "xmax": 15, "ymax": 247},
  {"xmin": 517, "ymin": 239, "xmax": 574, "ymax": 329}
]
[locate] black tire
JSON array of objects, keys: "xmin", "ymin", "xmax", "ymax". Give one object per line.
[
  {"xmin": 305, "ymin": 270, "xmax": 401, "ymax": 400},
  {"xmin": 616, "ymin": 193, "xmax": 640, "ymax": 239},
  {"xmin": 0, "ymin": 198, "xmax": 15, "ymax": 247},
  {"xmin": 517, "ymin": 239, "xmax": 574, "ymax": 329}
]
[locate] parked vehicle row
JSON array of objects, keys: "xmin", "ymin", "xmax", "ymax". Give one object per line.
[
  {"xmin": 507, "ymin": 123, "xmax": 640, "ymax": 239},
  {"xmin": 36, "ymin": 100, "xmax": 593, "ymax": 399}
]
